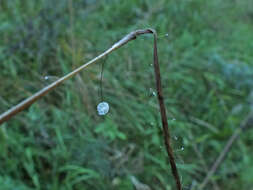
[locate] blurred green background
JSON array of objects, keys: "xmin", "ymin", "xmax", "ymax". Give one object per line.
[{"xmin": 0, "ymin": 0, "xmax": 253, "ymax": 189}]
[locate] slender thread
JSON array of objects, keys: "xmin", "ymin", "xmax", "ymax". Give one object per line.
[{"xmin": 99, "ymin": 57, "xmax": 106, "ymax": 102}]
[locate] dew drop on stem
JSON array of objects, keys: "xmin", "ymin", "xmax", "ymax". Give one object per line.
[
  {"xmin": 149, "ymin": 88, "xmax": 156, "ymax": 97},
  {"xmin": 158, "ymin": 33, "xmax": 169, "ymax": 39},
  {"xmin": 43, "ymin": 75, "xmax": 59, "ymax": 82},
  {"xmin": 175, "ymin": 146, "xmax": 184, "ymax": 152}
]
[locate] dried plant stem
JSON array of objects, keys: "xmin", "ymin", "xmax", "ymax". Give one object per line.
[
  {"xmin": 0, "ymin": 30, "xmax": 144, "ymax": 124},
  {"xmin": 199, "ymin": 112, "xmax": 253, "ymax": 189},
  {"xmin": 0, "ymin": 28, "xmax": 182, "ymax": 190},
  {"xmin": 150, "ymin": 29, "xmax": 182, "ymax": 190}
]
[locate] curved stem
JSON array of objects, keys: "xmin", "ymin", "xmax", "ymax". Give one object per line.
[
  {"xmin": 0, "ymin": 29, "xmax": 147, "ymax": 124},
  {"xmin": 0, "ymin": 28, "xmax": 182, "ymax": 190}
]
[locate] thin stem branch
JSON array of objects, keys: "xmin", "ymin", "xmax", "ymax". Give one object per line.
[
  {"xmin": 0, "ymin": 28, "xmax": 182, "ymax": 190},
  {"xmin": 150, "ymin": 28, "xmax": 182, "ymax": 190},
  {"xmin": 0, "ymin": 29, "xmax": 147, "ymax": 124},
  {"xmin": 199, "ymin": 112, "xmax": 253, "ymax": 189}
]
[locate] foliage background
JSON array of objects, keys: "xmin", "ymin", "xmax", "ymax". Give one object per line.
[{"xmin": 0, "ymin": 0, "xmax": 253, "ymax": 189}]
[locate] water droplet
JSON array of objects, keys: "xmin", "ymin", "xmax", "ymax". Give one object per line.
[
  {"xmin": 175, "ymin": 146, "xmax": 184, "ymax": 152},
  {"xmin": 149, "ymin": 88, "xmax": 156, "ymax": 97},
  {"xmin": 97, "ymin": 101, "xmax": 109, "ymax": 115},
  {"xmin": 43, "ymin": 75, "xmax": 59, "ymax": 82},
  {"xmin": 158, "ymin": 33, "xmax": 169, "ymax": 39},
  {"xmin": 174, "ymin": 136, "xmax": 178, "ymax": 140},
  {"xmin": 150, "ymin": 63, "xmax": 153, "ymax": 66}
]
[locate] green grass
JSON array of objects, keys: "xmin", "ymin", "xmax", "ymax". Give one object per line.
[{"xmin": 0, "ymin": 0, "xmax": 253, "ymax": 189}]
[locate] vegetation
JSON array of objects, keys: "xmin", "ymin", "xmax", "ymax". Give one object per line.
[{"xmin": 0, "ymin": 0, "xmax": 253, "ymax": 189}]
